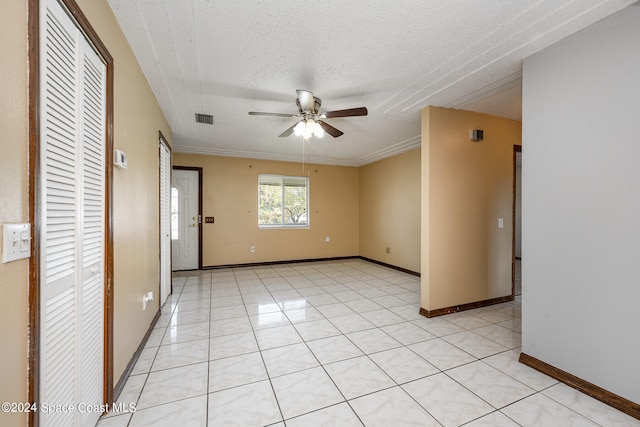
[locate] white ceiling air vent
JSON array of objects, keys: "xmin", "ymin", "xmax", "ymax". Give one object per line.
[{"xmin": 195, "ymin": 113, "xmax": 214, "ymax": 125}]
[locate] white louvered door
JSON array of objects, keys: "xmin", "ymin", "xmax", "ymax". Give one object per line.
[
  {"xmin": 159, "ymin": 141, "xmax": 171, "ymax": 305},
  {"xmin": 39, "ymin": 0, "xmax": 106, "ymax": 425},
  {"xmin": 77, "ymin": 25, "xmax": 106, "ymax": 427}
]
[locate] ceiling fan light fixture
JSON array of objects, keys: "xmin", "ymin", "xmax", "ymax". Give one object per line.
[
  {"xmin": 249, "ymin": 90, "xmax": 366, "ymax": 139},
  {"xmin": 294, "ymin": 121, "xmax": 306, "ymax": 136},
  {"xmin": 294, "ymin": 119, "xmax": 324, "ymax": 139}
]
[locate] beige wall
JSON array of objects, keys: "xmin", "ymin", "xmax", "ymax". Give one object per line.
[
  {"xmin": 75, "ymin": 0, "xmax": 173, "ymax": 382},
  {"xmin": 359, "ymin": 149, "xmax": 421, "ymax": 273},
  {"xmin": 0, "ymin": 3, "xmax": 171, "ymax": 424},
  {"xmin": 173, "ymin": 154, "xmax": 359, "ymax": 266},
  {"xmin": 0, "ymin": 1, "xmax": 29, "ymax": 425},
  {"xmin": 421, "ymin": 106, "xmax": 521, "ymax": 311}
]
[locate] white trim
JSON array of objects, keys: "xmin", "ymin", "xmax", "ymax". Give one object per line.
[{"xmin": 173, "ymin": 135, "xmax": 421, "ymax": 167}]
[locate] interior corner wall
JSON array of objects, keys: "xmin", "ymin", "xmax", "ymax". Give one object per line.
[
  {"xmin": 421, "ymin": 106, "xmax": 521, "ymax": 311},
  {"xmin": 521, "ymin": 3, "xmax": 640, "ymax": 403},
  {"xmin": 0, "ymin": 2, "xmax": 29, "ymax": 425},
  {"xmin": 359, "ymin": 149, "xmax": 421, "ymax": 273},
  {"xmin": 77, "ymin": 0, "xmax": 173, "ymax": 382},
  {"xmin": 173, "ymin": 154, "xmax": 359, "ymax": 266}
]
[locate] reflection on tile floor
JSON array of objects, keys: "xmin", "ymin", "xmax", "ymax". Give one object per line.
[{"xmin": 98, "ymin": 259, "xmax": 639, "ymax": 427}]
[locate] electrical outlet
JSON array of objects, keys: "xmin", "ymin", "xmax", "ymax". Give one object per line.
[
  {"xmin": 250, "ymin": 244, "xmax": 255, "ymax": 253},
  {"xmin": 325, "ymin": 236, "xmax": 330, "ymax": 243}
]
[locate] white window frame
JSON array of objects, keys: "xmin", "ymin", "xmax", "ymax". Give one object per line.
[{"xmin": 258, "ymin": 174, "xmax": 309, "ymax": 228}]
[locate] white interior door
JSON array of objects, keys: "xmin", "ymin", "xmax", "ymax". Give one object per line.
[
  {"xmin": 159, "ymin": 141, "xmax": 171, "ymax": 304},
  {"xmin": 39, "ymin": 0, "xmax": 106, "ymax": 425},
  {"xmin": 171, "ymin": 169, "xmax": 199, "ymax": 270}
]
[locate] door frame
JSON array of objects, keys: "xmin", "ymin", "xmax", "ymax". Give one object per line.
[
  {"xmin": 511, "ymin": 144, "xmax": 522, "ymax": 297},
  {"xmin": 172, "ymin": 166, "xmax": 203, "ymax": 270},
  {"xmin": 28, "ymin": 0, "xmax": 115, "ymax": 423}
]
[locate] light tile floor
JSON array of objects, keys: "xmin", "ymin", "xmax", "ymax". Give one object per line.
[{"xmin": 98, "ymin": 259, "xmax": 639, "ymax": 427}]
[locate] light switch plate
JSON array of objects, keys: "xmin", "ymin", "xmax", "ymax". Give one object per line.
[
  {"xmin": 498, "ymin": 218, "xmax": 504, "ymax": 229},
  {"xmin": 3, "ymin": 223, "xmax": 31, "ymax": 263}
]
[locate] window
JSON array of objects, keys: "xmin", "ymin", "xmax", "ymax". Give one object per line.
[{"xmin": 259, "ymin": 175, "xmax": 309, "ymax": 228}]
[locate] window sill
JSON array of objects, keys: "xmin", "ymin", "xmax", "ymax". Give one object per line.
[{"xmin": 258, "ymin": 225, "xmax": 310, "ymax": 230}]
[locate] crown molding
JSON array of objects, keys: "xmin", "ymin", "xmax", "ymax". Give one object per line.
[
  {"xmin": 352, "ymin": 135, "xmax": 421, "ymax": 166},
  {"xmin": 173, "ymin": 136, "xmax": 421, "ymax": 168},
  {"xmin": 173, "ymin": 144, "xmax": 360, "ymax": 167}
]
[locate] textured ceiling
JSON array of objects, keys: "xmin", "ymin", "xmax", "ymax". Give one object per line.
[{"xmin": 107, "ymin": 0, "xmax": 635, "ymax": 166}]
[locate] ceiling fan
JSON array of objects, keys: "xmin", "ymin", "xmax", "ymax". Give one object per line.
[{"xmin": 248, "ymin": 89, "xmax": 368, "ymax": 138}]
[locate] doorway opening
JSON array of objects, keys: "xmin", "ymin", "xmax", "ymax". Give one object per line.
[{"xmin": 512, "ymin": 145, "xmax": 522, "ymax": 296}]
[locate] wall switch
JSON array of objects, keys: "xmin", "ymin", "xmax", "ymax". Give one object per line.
[
  {"xmin": 498, "ymin": 218, "xmax": 504, "ymax": 229},
  {"xmin": 3, "ymin": 223, "xmax": 31, "ymax": 263},
  {"xmin": 325, "ymin": 236, "xmax": 330, "ymax": 243}
]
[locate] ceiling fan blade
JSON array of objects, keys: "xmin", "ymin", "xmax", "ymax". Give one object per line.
[
  {"xmin": 296, "ymin": 89, "xmax": 315, "ymax": 113},
  {"xmin": 322, "ymin": 107, "xmax": 368, "ymax": 119},
  {"xmin": 279, "ymin": 121, "xmax": 300, "ymax": 137},
  {"xmin": 318, "ymin": 120, "xmax": 344, "ymax": 138},
  {"xmin": 248, "ymin": 111, "xmax": 298, "ymax": 118}
]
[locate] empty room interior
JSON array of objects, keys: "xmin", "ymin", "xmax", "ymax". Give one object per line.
[{"xmin": 1, "ymin": 0, "xmax": 639, "ymax": 426}]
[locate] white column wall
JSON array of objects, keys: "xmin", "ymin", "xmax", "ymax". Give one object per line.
[{"xmin": 521, "ymin": 4, "xmax": 640, "ymax": 403}]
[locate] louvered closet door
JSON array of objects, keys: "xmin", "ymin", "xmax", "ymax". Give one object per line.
[
  {"xmin": 159, "ymin": 141, "xmax": 171, "ymax": 306},
  {"xmin": 39, "ymin": 0, "xmax": 106, "ymax": 425},
  {"xmin": 77, "ymin": 25, "xmax": 106, "ymax": 427}
]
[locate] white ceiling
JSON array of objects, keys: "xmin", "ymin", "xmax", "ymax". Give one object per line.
[{"xmin": 107, "ymin": 0, "xmax": 635, "ymax": 166}]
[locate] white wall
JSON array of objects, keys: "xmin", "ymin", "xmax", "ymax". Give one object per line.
[{"xmin": 522, "ymin": 3, "xmax": 640, "ymax": 403}]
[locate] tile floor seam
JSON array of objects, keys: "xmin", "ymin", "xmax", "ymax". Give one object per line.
[
  {"xmin": 458, "ymin": 409, "xmax": 509, "ymax": 427},
  {"xmin": 476, "ymin": 352, "xmax": 557, "ymax": 394},
  {"xmin": 282, "ymin": 303, "xmax": 353, "ymax": 422},
  {"xmin": 499, "ymin": 390, "xmax": 601, "ymax": 427},
  {"xmin": 300, "ymin": 320, "xmax": 402, "ymax": 423},
  {"xmin": 238, "ymin": 269, "xmax": 287, "ymax": 425},
  {"xmin": 127, "ymin": 283, "xmax": 182, "ymax": 425},
  {"xmin": 395, "ymin": 378, "xmax": 448, "ymax": 427},
  {"xmin": 204, "ymin": 273, "xmax": 213, "ymax": 426},
  {"xmin": 539, "ymin": 386, "xmax": 615, "ymax": 427},
  {"xmin": 278, "ymin": 267, "xmax": 384, "ymax": 424}
]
